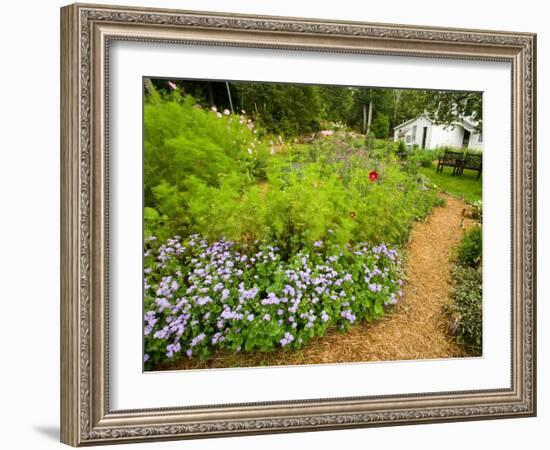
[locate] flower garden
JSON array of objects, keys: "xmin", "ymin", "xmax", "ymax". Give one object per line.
[{"xmin": 142, "ymin": 81, "xmax": 479, "ymax": 370}]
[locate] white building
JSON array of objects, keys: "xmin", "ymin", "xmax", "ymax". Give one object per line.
[{"xmin": 393, "ymin": 114, "xmax": 483, "ymax": 150}]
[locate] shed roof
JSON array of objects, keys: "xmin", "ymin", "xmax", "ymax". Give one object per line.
[{"xmin": 393, "ymin": 114, "xmax": 432, "ymax": 130}]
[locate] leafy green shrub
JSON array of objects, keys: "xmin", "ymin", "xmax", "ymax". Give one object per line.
[
  {"xmin": 234, "ymin": 82, "xmax": 323, "ymax": 136},
  {"xmin": 408, "ymin": 148, "xmax": 443, "ymax": 168},
  {"xmin": 397, "ymin": 139, "xmax": 408, "ymax": 158},
  {"xmin": 370, "ymin": 113, "xmax": 390, "ymax": 138},
  {"xmin": 455, "ymin": 226, "xmax": 482, "ymax": 268},
  {"xmin": 143, "ymin": 87, "xmax": 277, "ymax": 242},
  {"xmin": 368, "ymin": 139, "xmax": 397, "ymax": 162},
  {"xmin": 446, "ymin": 265, "xmax": 482, "ymax": 353},
  {"xmin": 364, "ymin": 132, "xmax": 376, "ymax": 153},
  {"xmin": 177, "ymin": 156, "xmax": 441, "ymax": 250},
  {"xmin": 143, "ymin": 235, "xmax": 404, "ymax": 368}
]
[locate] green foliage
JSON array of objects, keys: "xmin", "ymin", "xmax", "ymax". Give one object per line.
[
  {"xmin": 364, "ymin": 132, "xmax": 376, "ymax": 153},
  {"xmin": 455, "ymin": 225, "xmax": 482, "ymax": 268},
  {"xmin": 143, "ymin": 88, "xmax": 443, "ymax": 250},
  {"xmin": 407, "ymin": 148, "xmax": 444, "ymax": 168},
  {"xmin": 447, "ymin": 211, "xmax": 483, "ymax": 354},
  {"xmin": 177, "ymin": 137, "xmax": 441, "ymax": 251},
  {"xmin": 397, "ymin": 139, "xmax": 408, "ymax": 157},
  {"xmin": 319, "ymin": 85, "xmax": 354, "ymax": 124},
  {"xmin": 370, "ymin": 113, "xmax": 390, "ymax": 138},
  {"xmin": 446, "ymin": 265, "xmax": 482, "ymax": 353},
  {"xmin": 143, "ymin": 235, "xmax": 404, "ymax": 368},
  {"xmin": 144, "ymin": 88, "xmax": 268, "ymax": 229},
  {"xmin": 423, "ymin": 91, "xmax": 482, "ymax": 132},
  {"xmin": 234, "ymin": 83, "xmax": 323, "ymax": 136}
]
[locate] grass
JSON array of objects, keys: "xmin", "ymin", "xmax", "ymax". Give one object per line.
[{"xmin": 419, "ymin": 162, "xmax": 482, "ymax": 204}]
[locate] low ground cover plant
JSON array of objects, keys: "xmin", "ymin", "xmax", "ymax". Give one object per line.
[
  {"xmin": 144, "ymin": 235, "xmax": 403, "ymax": 368},
  {"xmin": 446, "ymin": 204, "xmax": 483, "ymax": 354},
  {"xmin": 455, "ymin": 226, "xmax": 482, "ymax": 268},
  {"xmin": 446, "ymin": 265, "xmax": 482, "ymax": 353}
]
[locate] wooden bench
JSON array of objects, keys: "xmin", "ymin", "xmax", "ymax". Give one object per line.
[
  {"xmin": 436, "ymin": 151, "xmax": 463, "ymax": 176},
  {"xmin": 456, "ymin": 153, "xmax": 482, "ymax": 179}
]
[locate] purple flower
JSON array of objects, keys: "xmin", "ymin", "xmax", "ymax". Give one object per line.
[
  {"xmin": 341, "ymin": 310, "xmax": 356, "ymax": 323},
  {"xmin": 280, "ymin": 332, "xmax": 295, "ymax": 347},
  {"xmin": 221, "ymin": 289, "xmax": 230, "ymax": 301},
  {"xmin": 190, "ymin": 333, "xmax": 206, "ymax": 347},
  {"xmin": 368, "ymin": 283, "xmax": 382, "ymax": 293}
]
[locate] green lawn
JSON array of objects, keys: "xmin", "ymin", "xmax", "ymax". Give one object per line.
[{"xmin": 419, "ymin": 163, "xmax": 482, "ymax": 204}]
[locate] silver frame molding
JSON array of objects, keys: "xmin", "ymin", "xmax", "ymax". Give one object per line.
[{"xmin": 60, "ymin": 3, "xmax": 536, "ymax": 446}]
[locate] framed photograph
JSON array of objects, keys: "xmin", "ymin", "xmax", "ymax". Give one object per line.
[{"xmin": 60, "ymin": 3, "xmax": 536, "ymax": 446}]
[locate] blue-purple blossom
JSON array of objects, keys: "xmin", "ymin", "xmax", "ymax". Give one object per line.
[
  {"xmin": 280, "ymin": 332, "xmax": 295, "ymax": 347},
  {"xmin": 143, "ymin": 235, "xmax": 402, "ymax": 366}
]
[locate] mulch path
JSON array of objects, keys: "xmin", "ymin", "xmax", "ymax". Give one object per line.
[{"xmin": 156, "ymin": 193, "xmax": 469, "ymax": 371}]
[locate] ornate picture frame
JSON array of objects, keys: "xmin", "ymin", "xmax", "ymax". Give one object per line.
[{"xmin": 60, "ymin": 3, "xmax": 536, "ymax": 446}]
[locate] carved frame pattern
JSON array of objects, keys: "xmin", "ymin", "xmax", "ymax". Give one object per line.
[{"xmin": 60, "ymin": 3, "xmax": 536, "ymax": 446}]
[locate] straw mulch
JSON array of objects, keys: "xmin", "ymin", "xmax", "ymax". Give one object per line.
[{"xmin": 156, "ymin": 193, "xmax": 468, "ymax": 371}]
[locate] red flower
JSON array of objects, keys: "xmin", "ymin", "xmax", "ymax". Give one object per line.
[{"xmin": 368, "ymin": 170, "xmax": 379, "ymax": 182}]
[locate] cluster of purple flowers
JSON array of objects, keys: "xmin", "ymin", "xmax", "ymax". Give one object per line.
[{"xmin": 143, "ymin": 235, "xmax": 403, "ymax": 368}]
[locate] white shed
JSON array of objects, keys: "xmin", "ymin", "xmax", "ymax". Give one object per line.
[{"xmin": 393, "ymin": 114, "xmax": 482, "ymax": 150}]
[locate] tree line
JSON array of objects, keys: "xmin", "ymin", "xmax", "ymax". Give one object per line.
[{"xmin": 148, "ymin": 78, "xmax": 482, "ymax": 138}]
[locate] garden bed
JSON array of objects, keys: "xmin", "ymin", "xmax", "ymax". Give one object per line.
[{"xmin": 142, "ymin": 84, "xmax": 477, "ymax": 370}]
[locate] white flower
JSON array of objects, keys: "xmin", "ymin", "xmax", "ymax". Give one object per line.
[
  {"xmin": 211, "ymin": 106, "xmax": 217, "ymax": 112},
  {"xmin": 223, "ymin": 109, "xmax": 230, "ymax": 115}
]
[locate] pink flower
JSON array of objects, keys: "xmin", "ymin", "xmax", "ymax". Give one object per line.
[{"xmin": 168, "ymin": 81, "xmax": 177, "ymax": 90}]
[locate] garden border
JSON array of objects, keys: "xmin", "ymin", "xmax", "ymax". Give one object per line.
[{"xmin": 60, "ymin": 3, "xmax": 536, "ymax": 446}]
